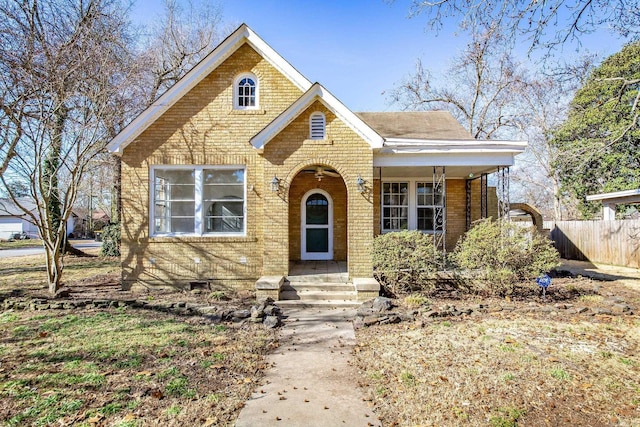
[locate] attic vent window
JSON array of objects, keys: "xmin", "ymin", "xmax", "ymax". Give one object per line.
[
  {"xmin": 235, "ymin": 73, "xmax": 258, "ymax": 109},
  {"xmin": 309, "ymin": 112, "xmax": 326, "ymax": 139}
]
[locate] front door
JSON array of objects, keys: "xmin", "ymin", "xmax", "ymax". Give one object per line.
[{"xmin": 301, "ymin": 190, "xmax": 333, "ymax": 260}]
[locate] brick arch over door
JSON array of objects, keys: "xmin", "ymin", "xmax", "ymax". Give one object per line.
[
  {"xmin": 284, "ymin": 158, "xmax": 355, "ymax": 195},
  {"xmin": 288, "ymin": 166, "xmax": 348, "ymax": 261}
]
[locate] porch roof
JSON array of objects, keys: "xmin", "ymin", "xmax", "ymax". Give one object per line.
[
  {"xmin": 357, "ymin": 111, "xmax": 526, "ymax": 170},
  {"xmin": 356, "ymin": 111, "xmax": 474, "ymax": 140}
]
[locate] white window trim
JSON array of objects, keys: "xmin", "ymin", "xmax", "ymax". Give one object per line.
[
  {"xmin": 381, "ymin": 178, "xmax": 445, "ymax": 234},
  {"xmin": 309, "ymin": 112, "xmax": 326, "ymax": 140},
  {"xmin": 233, "ymin": 72, "xmax": 259, "ymax": 110},
  {"xmin": 301, "ymin": 189, "xmax": 333, "ymax": 260},
  {"xmin": 150, "ymin": 165, "xmax": 247, "ymax": 237}
]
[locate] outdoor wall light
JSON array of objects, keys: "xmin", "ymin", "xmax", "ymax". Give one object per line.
[
  {"xmin": 356, "ymin": 175, "xmax": 365, "ymax": 193},
  {"xmin": 270, "ymin": 175, "xmax": 281, "ymax": 192}
]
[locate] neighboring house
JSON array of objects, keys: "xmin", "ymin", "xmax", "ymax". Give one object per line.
[
  {"xmin": 107, "ymin": 24, "xmax": 526, "ymax": 300},
  {"xmin": 70, "ymin": 209, "xmax": 111, "ymax": 238},
  {"xmin": 0, "ymin": 198, "xmax": 39, "ymax": 240},
  {"xmin": 0, "ymin": 198, "xmax": 75, "ymax": 240}
]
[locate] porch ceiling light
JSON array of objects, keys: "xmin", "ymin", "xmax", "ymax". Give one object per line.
[
  {"xmin": 270, "ymin": 175, "xmax": 281, "ymax": 192},
  {"xmin": 356, "ymin": 175, "xmax": 365, "ymax": 193}
]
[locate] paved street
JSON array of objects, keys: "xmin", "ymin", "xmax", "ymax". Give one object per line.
[{"xmin": 0, "ymin": 240, "xmax": 101, "ymax": 258}]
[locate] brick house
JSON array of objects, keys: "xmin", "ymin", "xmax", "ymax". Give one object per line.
[{"xmin": 107, "ymin": 24, "xmax": 526, "ymax": 301}]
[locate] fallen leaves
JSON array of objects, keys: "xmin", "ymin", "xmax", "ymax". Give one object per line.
[{"xmin": 353, "ymin": 303, "xmax": 640, "ymax": 427}]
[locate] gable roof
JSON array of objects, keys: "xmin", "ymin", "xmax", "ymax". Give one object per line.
[
  {"xmin": 250, "ymin": 83, "xmax": 384, "ymax": 151},
  {"xmin": 356, "ymin": 111, "xmax": 474, "ymax": 141},
  {"xmin": 0, "ymin": 198, "xmax": 37, "ymax": 216},
  {"xmin": 107, "ymin": 24, "xmax": 313, "ymax": 155}
]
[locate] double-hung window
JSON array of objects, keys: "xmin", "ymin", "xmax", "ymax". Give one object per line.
[
  {"xmin": 152, "ymin": 166, "xmax": 245, "ymax": 236},
  {"xmin": 416, "ymin": 182, "xmax": 444, "ymax": 232},
  {"xmin": 381, "ymin": 180, "xmax": 444, "ymax": 233},
  {"xmin": 382, "ymin": 182, "xmax": 409, "ymax": 231}
]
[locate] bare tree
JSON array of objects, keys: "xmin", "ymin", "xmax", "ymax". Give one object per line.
[
  {"xmin": 104, "ymin": 0, "xmax": 226, "ymax": 238},
  {"xmin": 510, "ymin": 78, "xmax": 572, "ymax": 219},
  {"xmin": 391, "ymin": 25, "xmax": 529, "ymax": 139},
  {"xmin": 407, "ymin": 0, "xmax": 640, "ymax": 142},
  {"xmin": 0, "ymin": 0, "xmax": 134, "ymax": 294},
  {"xmin": 138, "ymin": 0, "xmax": 226, "ymax": 105},
  {"xmin": 509, "ymin": 56, "xmax": 596, "ymax": 220},
  {"xmin": 408, "ymin": 0, "xmax": 640, "ymax": 51}
]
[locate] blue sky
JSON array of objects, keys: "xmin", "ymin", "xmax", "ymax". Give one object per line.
[{"xmin": 131, "ymin": 0, "xmax": 627, "ymax": 112}]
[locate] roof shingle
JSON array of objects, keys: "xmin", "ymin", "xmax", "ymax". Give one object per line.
[{"xmin": 356, "ymin": 111, "xmax": 474, "ymax": 141}]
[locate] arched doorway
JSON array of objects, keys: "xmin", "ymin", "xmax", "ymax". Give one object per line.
[
  {"xmin": 288, "ymin": 165, "xmax": 347, "ymax": 263},
  {"xmin": 301, "ymin": 189, "xmax": 333, "ymax": 260}
]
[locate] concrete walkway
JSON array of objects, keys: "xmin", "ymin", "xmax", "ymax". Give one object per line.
[
  {"xmin": 234, "ymin": 307, "xmax": 381, "ymax": 427},
  {"xmin": 558, "ymin": 259, "xmax": 640, "ymax": 290}
]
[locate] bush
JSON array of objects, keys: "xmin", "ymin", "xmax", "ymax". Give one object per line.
[
  {"xmin": 372, "ymin": 230, "xmax": 443, "ymax": 297},
  {"xmin": 100, "ymin": 222, "xmax": 120, "ymax": 257},
  {"xmin": 450, "ymin": 219, "xmax": 560, "ymax": 296}
]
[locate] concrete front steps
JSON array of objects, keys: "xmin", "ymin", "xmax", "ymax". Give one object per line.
[
  {"xmin": 278, "ymin": 281, "xmax": 360, "ymax": 307},
  {"xmin": 255, "ymin": 263, "xmax": 380, "ymax": 305}
]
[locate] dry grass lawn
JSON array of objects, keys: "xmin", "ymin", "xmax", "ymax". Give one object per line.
[
  {"xmin": 354, "ymin": 279, "xmax": 640, "ymax": 426},
  {"xmin": 0, "ymin": 250, "xmax": 276, "ymax": 426}
]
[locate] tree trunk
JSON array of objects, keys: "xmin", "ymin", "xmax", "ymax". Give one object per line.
[
  {"xmin": 42, "ymin": 107, "xmax": 66, "ymax": 294},
  {"xmin": 44, "ymin": 242, "xmax": 64, "ymax": 296},
  {"xmin": 111, "ymin": 155, "xmax": 121, "ymax": 224}
]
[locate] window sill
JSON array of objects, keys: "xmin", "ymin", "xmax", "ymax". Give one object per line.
[{"xmin": 149, "ymin": 235, "xmax": 257, "ymax": 243}]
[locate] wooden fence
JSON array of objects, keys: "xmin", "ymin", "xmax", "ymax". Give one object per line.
[{"xmin": 545, "ymin": 220, "xmax": 640, "ymax": 268}]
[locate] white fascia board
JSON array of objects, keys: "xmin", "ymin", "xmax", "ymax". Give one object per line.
[
  {"xmin": 374, "ymin": 152, "xmax": 517, "ymax": 167},
  {"xmin": 383, "ymin": 138, "xmax": 527, "ymax": 153},
  {"xmin": 107, "ymin": 24, "xmax": 313, "ymax": 155},
  {"xmin": 318, "ymin": 86, "xmax": 384, "ymax": 149},
  {"xmin": 586, "ymin": 188, "xmax": 640, "ymax": 202},
  {"xmin": 251, "ymin": 83, "xmax": 384, "ymax": 150},
  {"xmin": 244, "ymin": 27, "xmax": 312, "ymax": 92}
]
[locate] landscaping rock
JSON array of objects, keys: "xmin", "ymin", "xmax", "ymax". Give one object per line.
[
  {"xmin": 197, "ymin": 306, "xmax": 218, "ymax": 315},
  {"xmin": 611, "ymin": 303, "xmax": 632, "ymax": 314},
  {"xmin": 356, "ymin": 307, "xmax": 378, "ymax": 317},
  {"xmin": 231, "ymin": 309, "xmax": 251, "ymax": 322},
  {"xmin": 250, "ymin": 305, "xmax": 264, "ymax": 319},
  {"xmin": 202, "ymin": 314, "xmax": 222, "ymax": 323},
  {"xmin": 257, "ymin": 296, "xmax": 275, "ymax": 306},
  {"xmin": 263, "ymin": 305, "xmax": 281, "ymax": 316},
  {"xmin": 372, "ymin": 297, "xmax": 394, "ymax": 312},
  {"xmin": 263, "ymin": 315, "xmax": 281, "ymax": 329},
  {"xmin": 568, "ymin": 306, "xmax": 590, "ymax": 314}
]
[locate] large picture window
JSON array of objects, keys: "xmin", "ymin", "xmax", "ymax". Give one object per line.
[
  {"xmin": 381, "ymin": 180, "xmax": 444, "ymax": 233},
  {"xmin": 153, "ymin": 166, "xmax": 245, "ymax": 236}
]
